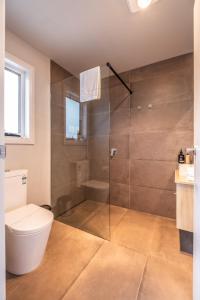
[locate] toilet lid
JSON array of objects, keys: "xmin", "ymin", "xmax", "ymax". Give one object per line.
[{"xmin": 5, "ymin": 204, "xmax": 54, "ymax": 235}]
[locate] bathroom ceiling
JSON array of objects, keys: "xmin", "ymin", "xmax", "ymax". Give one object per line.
[{"xmin": 6, "ymin": 0, "xmax": 194, "ymax": 76}]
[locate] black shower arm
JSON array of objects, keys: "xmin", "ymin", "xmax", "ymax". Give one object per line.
[{"xmin": 106, "ymin": 62, "xmax": 133, "ymax": 95}]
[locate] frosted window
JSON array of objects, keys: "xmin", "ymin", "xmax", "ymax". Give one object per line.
[
  {"xmin": 4, "ymin": 69, "xmax": 21, "ymax": 135},
  {"xmin": 66, "ymin": 98, "xmax": 80, "ymax": 139}
]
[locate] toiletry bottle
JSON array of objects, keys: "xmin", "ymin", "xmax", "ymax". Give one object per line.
[
  {"xmin": 178, "ymin": 149, "xmax": 185, "ymax": 164},
  {"xmin": 185, "ymin": 151, "xmax": 191, "ymax": 164}
]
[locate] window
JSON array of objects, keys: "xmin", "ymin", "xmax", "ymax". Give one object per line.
[
  {"xmin": 65, "ymin": 97, "xmax": 80, "ymax": 139},
  {"xmin": 65, "ymin": 97, "xmax": 87, "ymax": 143},
  {"xmin": 4, "ymin": 54, "xmax": 34, "ymax": 144}
]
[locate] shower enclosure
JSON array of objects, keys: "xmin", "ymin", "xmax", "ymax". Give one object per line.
[{"xmin": 51, "ymin": 62, "xmax": 132, "ymax": 240}]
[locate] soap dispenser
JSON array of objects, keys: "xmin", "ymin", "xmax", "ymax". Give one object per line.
[{"xmin": 178, "ymin": 149, "xmax": 185, "ymax": 164}]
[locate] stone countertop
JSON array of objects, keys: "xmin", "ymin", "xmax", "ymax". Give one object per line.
[{"xmin": 175, "ymin": 169, "xmax": 194, "ymax": 185}]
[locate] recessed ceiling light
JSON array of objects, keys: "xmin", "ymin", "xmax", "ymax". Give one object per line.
[
  {"xmin": 126, "ymin": 0, "xmax": 159, "ymax": 13},
  {"xmin": 137, "ymin": 0, "xmax": 152, "ymax": 9}
]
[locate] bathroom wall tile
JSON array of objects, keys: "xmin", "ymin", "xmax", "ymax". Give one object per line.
[
  {"xmin": 131, "ymin": 100, "xmax": 193, "ymax": 133},
  {"xmin": 62, "ymin": 76, "xmax": 80, "ymax": 97},
  {"xmin": 110, "ymin": 159, "xmax": 130, "ymax": 185},
  {"xmin": 88, "ymin": 135, "xmax": 109, "ymax": 160},
  {"xmin": 85, "ymin": 186, "xmax": 109, "ymax": 203},
  {"xmin": 52, "ymin": 160, "xmax": 76, "ymax": 187},
  {"xmin": 110, "ymin": 84, "xmax": 131, "ymax": 113},
  {"xmin": 109, "ymin": 70, "xmax": 130, "ymax": 88},
  {"xmin": 52, "ymin": 182, "xmax": 86, "ymax": 216},
  {"xmin": 110, "ymin": 134, "xmax": 130, "ymax": 159},
  {"xmin": 51, "ymin": 55, "xmax": 193, "ymax": 220},
  {"xmin": 65, "ymin": 145, "xmax": 87, "ymax": 161},
  {"xmin": 89, "ymin": 158, "xmax": 109, "ymax": 181},
  {"xmin": 51, "ymin": 61, "xmax": 88, "ymax": 217},
  {"xmin": 88, "ymin": 112, "xmax": 109, "ymax": 136},
  {"xmin": 51, "ymin": 104, "xmax": 65, "ymax": 134},
  {"xmin": 111, "ymin": 109, "xmax": 131, "ymax": 135},
  {"xmin": 130, "ymin": 130, "xmax": 193, "ymax": 161},
  {"xmin": 87, "ymin": 89, "xmax": 110, "ymax": 115},
  {"xmin": 130, "ymin": 186, "xmax": 176, "ymax": 219},
  {"xmin": 51, "ymin": 82, "xmax": 65, "ymax": 108},
  {"xmin": 131, "ymin": 160, "xmax": 177, "ymax": 191},
  {"xmin": 132, "ymin": 71, "xmax": 193, "ymax": 108},
  {"xmin": 110, "ymin": 182, "xmax": 130, "ymax": 208},
  {"xmin": 51, "ymin": 60, "xmax": 71, "ymax": 84},
  {"xmin": 130, "ymin": 53, "xmax": 193, "ymax": 83}
]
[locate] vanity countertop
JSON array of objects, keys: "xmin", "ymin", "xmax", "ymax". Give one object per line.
[{"xmin": 175, "ymin": 169, "xmax": 194, "ymax": 185}]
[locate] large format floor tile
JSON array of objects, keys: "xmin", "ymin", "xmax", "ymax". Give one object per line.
[
  {"xmin": 82, "ymin": 203, "xmax": 127, "ymax": 240},
  {"xmin": 151, "ymin": 217, "xmax": 192, "ymax": 268},
  {"xmin": 6, "ymin": 208, "xmax": 193, "ymax": 300},
  {"xmin": 111, "ymin": 210, "xmax": 158, "ymax": 254},
  {"xmin": 138, "ymin": 256, "xmax": 192, "ymax": 300},
  {"xmin": 56, "ymin": 200, "xmax": 103, "ymax": 228},
  {"xmin": 6, "ymin": 221, "xmax": 103, "ymax": 300},
  {"xmin": 62, "ymin": 242, "xmax": 147, "ymax": 300}
]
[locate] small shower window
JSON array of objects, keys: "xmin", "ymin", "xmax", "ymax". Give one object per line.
[{"xmin": 65, "ymin": 97, "xmax": 80, "ymax": 140}]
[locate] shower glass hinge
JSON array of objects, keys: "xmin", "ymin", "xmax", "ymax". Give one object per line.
[{"xmin": 0, "ymin": 145, "xmax": 6, "ymax": 159}]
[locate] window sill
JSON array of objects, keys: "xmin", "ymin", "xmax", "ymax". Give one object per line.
[
  {"xmin": 5, "ymin": 136, "xmax": 34, "ymax": 145},
  {"xmin": 64, "ymin": 138, "xmax": 87, "ymax": 146}
]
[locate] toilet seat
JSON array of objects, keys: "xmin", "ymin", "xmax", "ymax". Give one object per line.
[{"xmin": 5, "ymin": 204, "xmax": 53, "ymax": 235}]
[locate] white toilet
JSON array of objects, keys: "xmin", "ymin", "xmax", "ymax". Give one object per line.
[{"xmin": 5, "ymin": 169, "xmax": 54, "ymax": 275}]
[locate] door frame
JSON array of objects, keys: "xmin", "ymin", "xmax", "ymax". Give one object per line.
[
  {"xmin": 0, "ymin": 0, "xmax": 5, "ymax": 299},
  {"xmin": 194, "ymin": 0, "xmax": 200, "ymax": 299}
]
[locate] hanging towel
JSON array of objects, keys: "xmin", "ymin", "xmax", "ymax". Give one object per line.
[{"xmin": 80, "ymin": 66, "xmax": 101, "ymax": 102}]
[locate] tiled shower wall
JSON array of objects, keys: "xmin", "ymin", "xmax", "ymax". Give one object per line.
[
  {"xmin": 51, "ymin": 54, "xmax": 193, "ymax": 219},
  {"xmin": 110, "ymin": 53, "xmax": 194, "ymax": 218},
  {"xmin": 51, "ymin": 61, "xmax": 87, "ymax": 216}
]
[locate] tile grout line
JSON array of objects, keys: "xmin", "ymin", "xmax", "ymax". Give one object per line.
[
  {"xmin": 136, "ymin": 255, "xmax": 149, "ymax": 300},
  {"xmin": 110, "ymin": 208, "xmax": 128, "ymax": 238},
  {"xmin": 59, "ymin": 240, "xmax": 106, "ymax": 300}
]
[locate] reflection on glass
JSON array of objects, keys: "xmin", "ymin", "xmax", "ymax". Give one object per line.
[{"xmin": 65, "ymin": 97, "xmax": 80, "ymax": 139}]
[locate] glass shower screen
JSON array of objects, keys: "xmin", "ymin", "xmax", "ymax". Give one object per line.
[{"xmin": 52, "ymin": 65, "xmax": 111, "ymax": 240}]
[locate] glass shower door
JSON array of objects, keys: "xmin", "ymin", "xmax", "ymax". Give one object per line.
[
  {"xmin": 52, "ymin": 64, "xmax": 111, "ymax": 240},
  {"xmin": 81, "ymin": 65, "xmax": 110, "ymax": 240}
]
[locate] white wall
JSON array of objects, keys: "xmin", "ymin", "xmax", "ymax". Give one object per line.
[
  {"xmin": 0, "ymin": 1, "xmax": 5, "ymax": 299},
  {"xmin": 5, "ymin": 30, "xmax": 51, "ymax": 206}
]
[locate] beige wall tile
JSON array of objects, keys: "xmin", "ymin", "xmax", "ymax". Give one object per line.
[
  {"xmin": 131, "ymin": 186, "xmax": 176, "ymax": 219},
  {"xmin": 131, "ymin": 160, "xmax": 177, "ymax": 191},
  {"xmin": 110, "ymin": 182, "xmax": 130, "ymax": 208}
]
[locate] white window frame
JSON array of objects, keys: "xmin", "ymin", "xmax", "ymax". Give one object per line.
[{"xmin": 5, "ymin": 52, "xmax": 35, "ymax": 145}]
